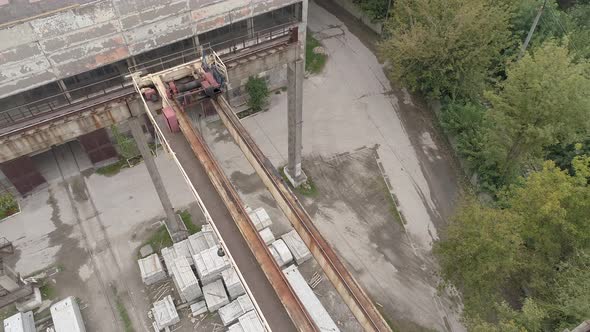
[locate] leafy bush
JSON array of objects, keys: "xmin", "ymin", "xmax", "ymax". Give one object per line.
[
  {"xmin": 111, "ymin": 125, "xmax": 139, "ymax": 160},
  {"xmin": 352, "ymin": 0, "xmax": 389, "ymax": 22},
  {"xmin": 0, "ymin": 193, "xmax": 18, "ymax": 219},
  {"xmin": 305, "ymin": 33, "xmax": 327, "ymax": 74},
  {"xmin": 245, "ymin": 76, "xmax": 269, "ymax": 113}
]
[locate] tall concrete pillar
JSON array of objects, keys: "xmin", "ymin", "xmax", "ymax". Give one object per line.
[
  {"xmin": 285, "ymin": 59, "xmax": 307, "ymax": 187},
  {"xmin": 127, "ymin": 101, "xmax": 187, "ymax": 242},
  {"xmin": 247, "ymin": 18, "xmax": 255, "ymax": 38}
]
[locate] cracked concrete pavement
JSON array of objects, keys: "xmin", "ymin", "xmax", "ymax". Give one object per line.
[{"xmin": 200, "ymin": 1, "xmax": 466, "ymax": 330}]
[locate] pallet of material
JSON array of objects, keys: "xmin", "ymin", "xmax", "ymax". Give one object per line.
[
  {"xmin": 171, "ymin": 256, "xmax": 202, "ymax": 303},
  {"xmin": 3, "ymin": 311, "xmax": 35, "ymax": 332},
  {"xmin": 221, "ymin": 268, "xmax": 245, "ymax": 300},
  {"xmin": 281, "ymin": 230, "xmax": 312, "ymax": 265},
  {"xmin": 193, "ymin": 245, "xmax": 230, "ymax": 284},
  {"xmin": 268, "ymin": 239, "xmax": 293, "ymax": 267},
  {"xmin": 50, "ymin": 296, "xmax": 86, "ymax": 332},
  {"xmin": 152, "ymin": 295, "xmax": 179, "ymax": 331},
  {"xmin": 187, "ymin": 224, "xmax": 218, "ymax": 255},
  {"xmin": 160, "ymin": 246, "xmax": 177, "ymax": 276},
  {"xmin": 283, "ymin": 265, "xmax": 340, "ymax": 332},
  {"xmin": 247, "ymin": 207, "xmax": 272, "ymax": 231},
  {"xmin": 138, "ymin": 253, "xmax": 167, "ymax": 285},
  {"xmin": 258, "ymin": 227, "xmax": 275, "ymax": 245},
  {"xmin": 203, "ymin": 279, "xmax": 229, "ymax": 312},
  {"xmin": 227, "ymin": 311, "xmax": 265, "ymax": 332},
  {"xmin": 219, "ymin": 295, "xmax": 254, "ymax": 326},
  {"xmin": 173, "ymin": 239, "xmax": 192, "ymax": 264}
]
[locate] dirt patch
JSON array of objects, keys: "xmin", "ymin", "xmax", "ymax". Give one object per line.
[{"xmin": 299, "ymin": 148, "xmax": 458, "ymax": 331}]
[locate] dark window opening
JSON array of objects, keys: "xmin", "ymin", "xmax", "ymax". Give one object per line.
[
  {"xmin": 252, "ymin": 3, "xmax": 301, "ymax": 32},
  {"xmin": 62, "ymin": 60, "xmax": 128, "ymax": 100},
  {"xmin": 133, "ymin": 38, "xmax": 197, "ymax": 73}
]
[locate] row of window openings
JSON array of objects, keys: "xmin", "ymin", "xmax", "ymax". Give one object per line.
[{"xmin": 0, "ymin": 3, "xmax": 301, "ymax": 117}]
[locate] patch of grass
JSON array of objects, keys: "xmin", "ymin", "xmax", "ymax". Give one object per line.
[
  {"xmin": 280, "ymin": 166, "xmax": 318, "ymax": 197},
  {"xmin": 143, "ymin": 225, "xmax": 173, "ymax": 253},
  {"xmin": 378, "ymin": 307, "xmax": 399, "ymax": 332},
  {"xmin": 40, "ymin": 282, "xmax": 57, "ymax": 300},
  {"xmin": 375, "ymin": 175, "xmax": 404, "ymax": 226},
  {"xmin": 0, "ymin": 304, "xmax": 17, "ymax": 321},
  {"xmin": 178, "ymin": 209, "xmax": 201, "ymax": 235},
  {"xmin": 306, "ymin": 32, "xmax": 327, "ymax": 74},
  {"xmin": 0, "ymin": 193, "xmax": 19, "ymax": 220},
  {"xmin": 95, "ymin": 159, "xmax": 127, "ymax": 176},
  {"xmin": 112, "ymin": 286, "xmax": 134, "ymax": 332}
]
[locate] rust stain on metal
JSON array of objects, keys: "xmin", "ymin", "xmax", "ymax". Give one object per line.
[
  {"xmin": 166, "ymin": 87, "xmax": 317, "ymax": 331},
  {"xmin": 210, "ymin": 96, "xmax": 392, "ymax": 332}
]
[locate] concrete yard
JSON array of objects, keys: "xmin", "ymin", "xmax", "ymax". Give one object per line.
[
  {"xmin": 0, "ymin": 140, "xmax": 210, "ymax": 331},
  {"xmin": 198, "ymin": 1, "xmax": 466, "ymax": 331}
]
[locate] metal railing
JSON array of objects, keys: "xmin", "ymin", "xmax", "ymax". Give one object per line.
[
  {"xmin": 129, "ymin": 22, "xmax": 297, "ymax": 74},
  {"xmin": 0, "ymin": 22, "xmax": 298, "ymax": 130},
  {"xmin": 0, "ymin": 75, "xmax": 132, "ymax": 128}
]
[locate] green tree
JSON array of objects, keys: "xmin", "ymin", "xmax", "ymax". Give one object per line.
[
  {"xmin": 435, "ymin": 198, "xmax": 522, "ymax": 316},
  {"xmin": 436, "ymin": 157, "xmax": 590, "ymax": 329},
  {"xmin": 481, "ymin": 40, "xmax": 590, "ymax": 184},
  {"xmin": 499, "ymin": 159, "xmax": 590, "ymax": 294},
  {"xmin": 111, "ymin": 125, "xmax": 139, "ymax": 160},
  {"xmin": 245, "ymin": 76, "xmax": 269, "ymax": 113},
  {"xmin": 550, "ymin": 252, "xmax": 590, "ymax": 330},
  {"xmin": 379, "ymin": 0, "xmax": 512, "ymax": 99},
  {"xmin": 352, "ymin": 0, "xmax": 389, "ymax": 21}
]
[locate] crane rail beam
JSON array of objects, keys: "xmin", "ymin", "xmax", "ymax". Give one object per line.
[{"xmin": 210, "ymin": 96, "xmax": 392, "ymax": 332}]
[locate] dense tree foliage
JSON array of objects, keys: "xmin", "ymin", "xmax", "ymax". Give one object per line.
[
  {"xmin": 481, "ymin": 41, "xmax": 590, "ymax": 185},
  {"xmin": 352, "ymin": 0, "xmax": 389, "ymax": 21},
  {"xmin": 380, "ymin": 0, "xmax": 590, "ymax": 328},
  {"xmin": 436, "ymin": 157, "xmax": 590, "ymax": 331},
  {"xmin": 379, "ymin": 0, "xmax": 512, "ymax": 99}
]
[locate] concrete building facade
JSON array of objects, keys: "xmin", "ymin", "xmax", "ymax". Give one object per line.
[{"xmin": 0, "ymin": 0, "xmax": 308, "ymax": 196}]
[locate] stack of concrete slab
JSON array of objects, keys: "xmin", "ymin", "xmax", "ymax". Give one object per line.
[
  {"xmin": 202, "ymin": 280, "xmax": 229, "ymax": 312},
  {"xmin": 173, "ymin": 239, "xmax": 192, "ymax": 264},
  {"xmin": 227, "ymin": 311, "xmax": 265, "ymax": 332},
  {"xmin": 219, "ymin": 295, "xmax": 255, "ymax": 326},
  {"xmin": 258, "ymin": 227, "xmax": 275, "ymax": 245},
  {"xmin": 152, "ymin": 295, "xmax": 179, "ymax": 331},
  {"xmin": 283, "ymin": 265, "xmax": 340, "ymax": 332},
  {"xmin": 268, "ymin": 239, "xmax": 293, "ymax": 267},
  {"xmin": 247, "ymin": 207, "xmax": 272, "ymax": 231},
  {"xmin": 138, "ymin": 254, "xmax": 166, "ymax": 285},
  {"xmin": 282, "ymin": 230, "xmax": 312, "ymax": 265},
  {"xmin": 170, "ymin": 256, "xmax": 202, "ymax": 303},
  {"xmin": 193, "ymin": 245, "xmax": 231, "ymax": 284},
  {"xmin": 190, "ymin": 300, "xmax": 207, "ymax": 316},
  {"xmin": 221, "ymin": 268, "xmax": 245, "ymax": 300},
  {"xmin": 187, "ymin": 225, "xmax": 218, "ymax": 255},
  {"xmin": 3, "ymin": 311, "xmax": 35, "ymax": 332},
  {"xmin": 160, "ymin": 246, "xmax": 177, "ymax": 276},
  {"xmin": 50, "ymin": 297, "xmax": 86, "ymax": 332}
]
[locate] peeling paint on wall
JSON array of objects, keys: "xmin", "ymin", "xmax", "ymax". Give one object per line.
[{"xmin": 0, "ymin": 0, "xmax": 306, "ymax": 100}]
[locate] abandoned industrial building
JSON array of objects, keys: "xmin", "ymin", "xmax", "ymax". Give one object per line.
[{"xmin": 0, "ymin": 0, "xmax": 305, "ymax": 196}]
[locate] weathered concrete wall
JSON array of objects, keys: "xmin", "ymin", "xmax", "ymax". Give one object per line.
[
  {"xmin": 225, "ymin": 44, "xmax": 298, "ymax": 106},
  {"xmin": 0, "ymin": 0, "xmax": 302, "ymax": 100},
  {"xmin": 0, "ymin": 98, "xmax": 133, "ymax": 163}
]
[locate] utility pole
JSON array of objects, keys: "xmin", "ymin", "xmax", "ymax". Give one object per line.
[{"xmin": 519, "ymin": 0, "xmax": 548, "ymax": 60}]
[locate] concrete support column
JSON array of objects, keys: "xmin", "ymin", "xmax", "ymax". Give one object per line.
[
  {"xmin": 247, "ymin": 18, "xmax": 255, "ymax": 38},
  {"xmin": 128, "ymin": 108, "xmax": 187, "ymax": 242},
  {"xmin": 285, "ymin": 59, "xmax": 307, "ymax": 187}
]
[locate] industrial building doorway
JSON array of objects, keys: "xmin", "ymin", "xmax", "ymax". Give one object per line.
[
  {"xmin": 78, "ymin": 128, "xmax": 117, "ymax": 164},
  {"xmin": 0, "ymin": 156, "xmax": 46, "ymax": 196}
]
